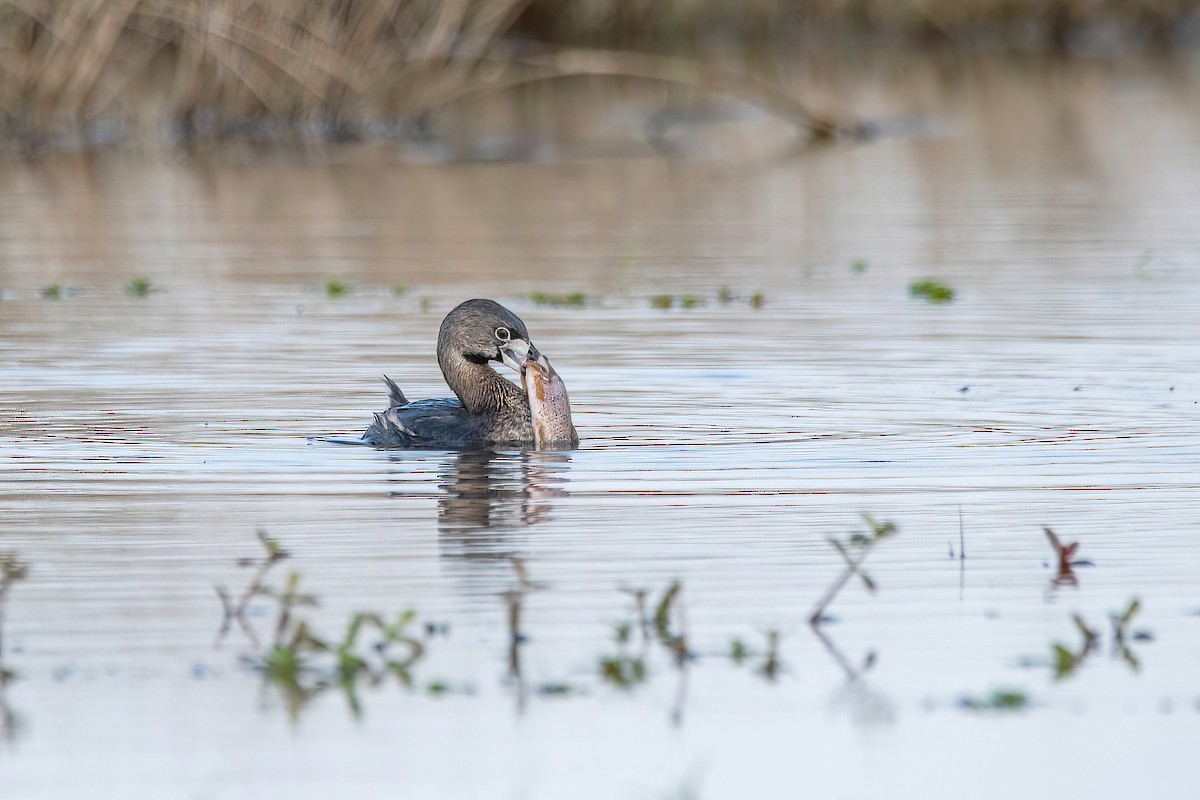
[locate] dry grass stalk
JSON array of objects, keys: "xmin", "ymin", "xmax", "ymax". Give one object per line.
[{"xmin": 0, "ymin": 0, "xmax": 845, "ymax": 151}]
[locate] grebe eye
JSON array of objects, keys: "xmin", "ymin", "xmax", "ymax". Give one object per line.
[{"xmin": 494, "ymin": 327, "xmax": 511, "ymax": 342}]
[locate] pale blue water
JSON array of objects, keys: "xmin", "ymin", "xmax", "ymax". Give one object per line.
[{"xmin": 1, "ymin": 57, "xmax": 1198, "ymax": 799}]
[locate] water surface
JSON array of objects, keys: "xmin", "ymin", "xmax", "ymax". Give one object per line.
[{"xmin": 1, "ymin": 56, "xmax": 1198, "ymax": 799}]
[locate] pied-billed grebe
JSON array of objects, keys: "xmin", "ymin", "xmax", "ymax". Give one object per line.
[{"xmin": 364, "ymin": 299, "xmax": 544, "ymax": 449}]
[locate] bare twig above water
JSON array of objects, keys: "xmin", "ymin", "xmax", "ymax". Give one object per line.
[
  {"xmin": 810, "ymin": 515, "xmax": 897, "ymax": 626},
  {"xmin": 1043, "ymin": 526, "xmax": 1091, "ymax": 588},
  {"xmin": 215, "ymin": 529, "xmax": 289, "ymax": 646}
]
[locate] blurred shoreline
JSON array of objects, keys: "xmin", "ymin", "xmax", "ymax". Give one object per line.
[{"xmin": 2, "ymin": 1, "xmax": 1197, "ymax": 157}]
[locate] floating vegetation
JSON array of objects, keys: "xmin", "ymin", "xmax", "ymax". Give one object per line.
[
  {"xmin": 908, "ymin": 279, "xmax": 955, "ymax": 303},
  {"xmin": 850, "ymin": 259, "xmax": 869, "ymax": 274},
  {"xmin": 0, "ymin": 551, "xmax": 29, "ymax": 746},
  {"xmin": 530, "ymin": 291, "xmax": 587, "ymax": 307},
  {"xmin": 124, "ymin": 276, "xmax": 153, "ymax": 296},
  {"xmin": 324, "ymin": 278, "xmax": 350, "ymax": 298},
  {"xmin": 1048, "ymin": 601, "xmax": 1147, "ymax": 681},
  {"xmin": 715, "ymin": 288, "xmax": 763, "ymax": 308},
  {"xmin": 960, "ymin": 688, "xmax": 1030, "ymax": 712},
  {"xmin": 1110, "ymin": 598, "xmax": 1144, "ymax": 671},
  {"xmin": 810, "ymin": 514, "xmax": 897, "ymax": 625},
  {"xmin": 1051, "ymin": 614, "xmax": 1099, "ymax": 680},
  {"xmin": 599, "ymin": 652, "xmax": 648, "ymax": 689},
  {"xmin": 602, "ymin": 580, "xmax": 693, "ymax": 714},
  {"xmin": 0, "ymin": 552, "xmax": 30, "ymax": 680},
  {"xmin": 40, "ymin": 283, "xmax": 61, "ymax": 299},
  {"xmin": 650, "ymin": 294, "xmax": 705, "ymax": 310},
  {"xmin": 217, "ymin": 533, "xmax": 427, "ymax": 721},
  {"xmin": 726, "ymin": 630, "xmax": 783, "ymax": 681},
  {"xmin": 757, "ymin": 630, "xmax": 782, "ymax": 681}
]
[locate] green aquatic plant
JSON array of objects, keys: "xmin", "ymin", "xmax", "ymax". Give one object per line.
[
  {"xmin": 599, "ymin": 653, "xmax": 648, "ymax": 689},
  {"xmin": 729, "ymin": 638, "xmax": 748, "ymax": 664},
  {"xmin": 960, "ymin": 688, "xmax": 1029, "ymax": 711},
  {"xmin": 650, "ymin": 294, "xmax": 706, "ymax": 310},
  {"xmin": 324, "ymin": 278, "xmax": 350, "ymax": 297},
  {"xmin": 219, "ymin": 533, "xmax": 429, "ymax": 721},
  {"xmin": 530, "ymin": 291, "xmax": 587, "ymax": 307},
  {"xmin": 650, "ymin": 294, "xmax": 674, "ymax": 309},
  {"xmin": 810, "ymin": 514, "xmax": 897, "ymax": 625},
  {"xmin": 758, "ymin": 630, "xmax": 782, "ymax": 681},
  {"xmin": 0, "ymin": 552, "xmax": 29, "ymax": 677},
  {"xmin": 124, "ymin": 276, "xmax": 152, "ymax": 296},
  {"xmin": 40, "ymin": 283, "xmax": 61, "ymax": 299},
  {"xmin": 535, "ymin": 682, "xmax": 578, "ymax": 696},
  {"xmin": 908, "ymin": 279, "xmax": 954, "ymax": 303},
  {"xmin": 1051, "ymin": 614, "xmax": 1099, "ymax": 681},
  {"xmin": 749, "ymin": 292, "xmax": 764, "ymax": 309},
  {"xmin": 654, "ymin": 581, "xmax": 682, "ymax": 639},
  {"xmin": 392, "ymin": 285, "xmax": 407, "ymax": 297},
  {"xmin": 850, "ymin": 259, "xmax": 869, "ymax": 274},
  {"xmin": 1110, "ymin": 597, "xmax": 1144, "ymax": 672}
]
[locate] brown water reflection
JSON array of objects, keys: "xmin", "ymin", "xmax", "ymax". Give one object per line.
[{"xmin": 0, "ymin": 55, "xmax": 1199, "ymax": 799}]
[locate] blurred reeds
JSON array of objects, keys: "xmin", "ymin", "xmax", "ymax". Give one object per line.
[{"xmin": 0, "ymin": 0, "xmax": 1193, "ymax": 152}]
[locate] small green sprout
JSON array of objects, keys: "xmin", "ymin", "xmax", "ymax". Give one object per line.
[
  {"xmin": 908, "ymin": 279, "xmax": 954, "ymax": 303},
  {"xmin": 530, "ymin": 291, "xmax": 587, "ymax": 307},
  {"xmin": 749, "ymin": 292, "xmax": 764, "ymax": 309},
  {"xmin": 125, "ymin": 277, "xmax": 152, "ymax": 296},
  {"xmin": 960, "ymin": 688, "xmax": 1029, "ymax": 711},
  {"xmin": 536, "ymin": 682, "xmax": 577, "ymax": 696},
  {"xmin": 850, "ymin": 259, "xmax": 869, "ymax": 274},
  {"xmin": 392, "ymin": 285, "xmax": 407, "ymax": 297},
  {"xmin": 599, "ymin": 655, "xmax": 647, "ymax": 689},
  {"xmin": 759, "ymin": 630, "xmax": 782, "ymax": 681},
  {"xmin": 650, "ymin": 294, "xmax": 674, "ymax": 309},
  {"xmin": 324, "ymin": 278, "xmax": 350, "ymax": 297},
  {"xmin": 729, "ymin": 638, "xmax": 748, "ymax": 663},
  {"xmin": 1051, "ymin": 614, "xmax": 1100, "ymax": 680},
  {"xmin": 41, "ymin": 284, "xmax": 61, "ymax": 299}
]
